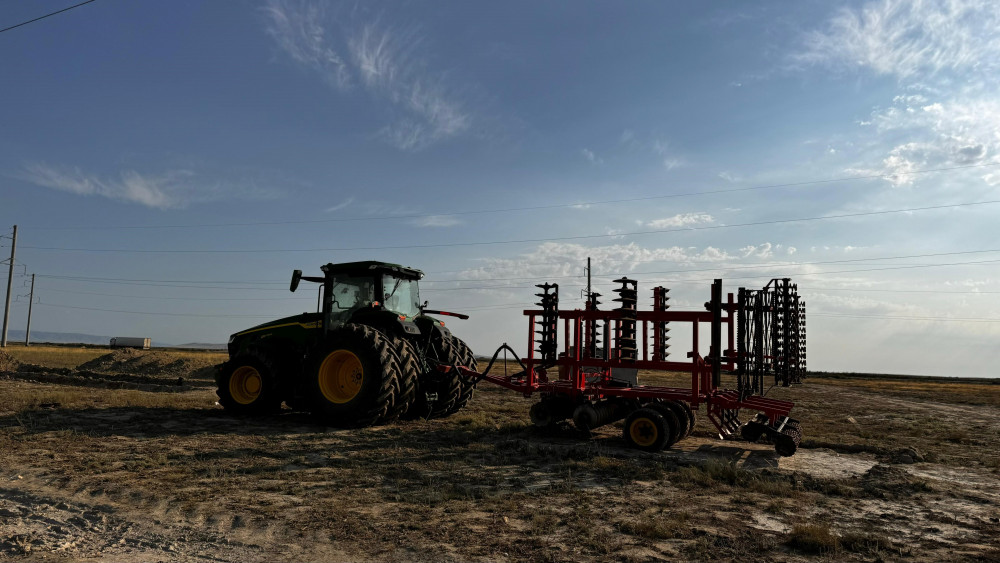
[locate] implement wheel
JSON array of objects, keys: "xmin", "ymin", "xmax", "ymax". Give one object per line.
[
  {"xmin": 216, "ymin": 347, "xmax": 282, "ymax": 415},
  {"xmin": 309, "ymin": 324, "xmax": 400, "ymax": 427},
  {"xmin": 647, "ymin": 401, "xmax": 685, "ymax": 446},
  {"xmin": 623, "ymin": 408, "xmax": 671, "ymax": 452}
]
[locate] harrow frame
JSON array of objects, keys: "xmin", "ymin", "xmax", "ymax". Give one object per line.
[{"xmin": 449, "ymin": 277, "xmax": 807, "ymax": 454}]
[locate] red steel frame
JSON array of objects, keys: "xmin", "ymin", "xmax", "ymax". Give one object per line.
[{"xmin": 453, "ymin": 280, "xmax": 795, "ymax": 435}]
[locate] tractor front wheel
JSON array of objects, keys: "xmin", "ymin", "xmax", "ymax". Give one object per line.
[{"xmin": 216, "ymin": 348, "xmax": 283, "ymax": 415}]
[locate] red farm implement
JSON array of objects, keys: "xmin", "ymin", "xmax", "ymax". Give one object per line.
[{"xmin": 446, "ymin": 276, "xmax": 807, "ymax": 456}]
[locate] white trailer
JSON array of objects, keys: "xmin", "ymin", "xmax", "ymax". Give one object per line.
[{"xmin": 110, "ymin": 337, "xmax": 151, "ymax": 349}]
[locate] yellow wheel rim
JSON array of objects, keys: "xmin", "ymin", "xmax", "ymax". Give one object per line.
[
  {"xmin": 318, "ymin": 350, "xmax": 364, "ymax": 404},
  {"xmin": 229, "ymin": 365, "xmax": 263, "ymax": 405},
  {"xmin": 629, "ymin": 417, "xmax": 659, "ymax": 447}
]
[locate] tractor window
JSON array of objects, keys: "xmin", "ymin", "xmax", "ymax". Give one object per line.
[
  {"xmin": 330, "ymin": 276, "xmax": 374, "ymax": 320},
  {"xmin": 383, "ymin": 275, "xmax": 421, "ymax": 318}
]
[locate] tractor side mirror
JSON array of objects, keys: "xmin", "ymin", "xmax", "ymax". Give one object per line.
[{"xmin": 290, "ymin": 270, "xmax": 302, "ymax": 292}]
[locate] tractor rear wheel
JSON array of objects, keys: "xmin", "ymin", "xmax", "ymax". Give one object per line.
[
  {"xmin": 408, "ymin": 332, "xmax": 475, "ymax": 419},
  {"xmin": 384, "ymin": 334, "xmax": 420, "ymax": 420},
  {"xmin": 308, "ymin": 324, "xmax": 399, "ymax": 427},
  {"xmin": 443, "ymin": 335, "xmax": 477, "ymax": 416},
  {"xmin": 623, "ymin": 408, "xmax": 671, "ymax": 452},
  {"xmin": 216, "ymin": 347, "xmax": 283, "ymax": 415}
]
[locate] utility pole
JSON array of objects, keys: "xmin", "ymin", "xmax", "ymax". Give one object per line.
[
  {"xmin": 1, "ymin": 225, "xmax": 16, "ymax": 348},
  {"xmin": 25, "ymin": 274, "xmax": 35, "ymax": 347},
  {"xmin": 586, "ymin": 257, "xmax": 591, "ymax": 298}
]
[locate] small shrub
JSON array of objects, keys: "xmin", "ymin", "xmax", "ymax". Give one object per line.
[{"xmin": 785, "ymin": 523, "xmax": 840, "ymax": 554}]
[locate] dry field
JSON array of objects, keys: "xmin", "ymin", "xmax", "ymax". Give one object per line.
[{"xmin": 1, "ymin": 345, "xmax": 999, "ymax": 562}]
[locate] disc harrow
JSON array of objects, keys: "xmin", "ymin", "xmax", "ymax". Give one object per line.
[{"xmin": 445, "ymin": 273, "xmax": 808, "ymax": 456}]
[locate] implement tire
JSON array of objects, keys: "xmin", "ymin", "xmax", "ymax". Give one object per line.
[
  {"xmin": 216, "ymin": 347, "xmax": 283, "ymax": 415},
  {"xmin": 308, "ymin": 324, "xmax": 399, "ymax": 427},
  {"xmin": 623, "ymin": 408, "xmax": 671, "ymax": 452}
]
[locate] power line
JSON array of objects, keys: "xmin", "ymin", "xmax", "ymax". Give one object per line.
[
  {"xmin": 803, "ymin": 286, "xmax": 1000, "ymax": 295},
  {"xmin": 40, "ymin": 287, "xmax": 315, "ymax": 301},
  {"xmin": 23, "ymin": 161, "xmax": 1000, "ymax": 231},
  {"xmin": 810, "ymin": 313, "xmax": 1000, "ymax": 323},
  {"xmin": 21, "ymin": 198, "xmax": 1000, "ymax": 254},
  {"xmin": 0, "ymin": 0, "xmax": 97, "ymax": 35}
]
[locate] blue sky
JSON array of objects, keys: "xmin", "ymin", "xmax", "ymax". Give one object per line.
[{"xmin": 3, "ymin": 0, "xmax": 1000, "ymax": 376}]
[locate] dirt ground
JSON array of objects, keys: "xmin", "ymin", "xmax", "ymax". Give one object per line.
[{"xmin": 1, "ymin": 346, "xmax": 998, "ymax": 562}]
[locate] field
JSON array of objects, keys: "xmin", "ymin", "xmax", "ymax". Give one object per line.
[{"xmin": 2, "ymin": 345, "xmax": 999, "ymax": 562}]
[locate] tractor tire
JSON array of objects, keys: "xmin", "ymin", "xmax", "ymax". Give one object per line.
[
  {"xmin": 623, "ymin": 408, "xmax": 671, "ymax": 452},
  {"xmin": 216, "ymin": 347, "xmax": 283, "ymax": 415},
  {"xmin": 308, "ymin": 324, "xmax": 399, "ymax": 427},
  {"xmin": 383, "ymin": 334, "xmax": 420, "ymax": 421},
  {"xmin": 443, "ymin": 335, "xmax": 478, "ymax": 416},
  {"xmin": 408, "ymin": 331, "xmax": 473, "ymax": 419}
]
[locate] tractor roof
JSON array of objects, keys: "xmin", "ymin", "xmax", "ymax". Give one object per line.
[{"xmin": 320, "ymin": 261, "xmax": 424, "ymax": 280}]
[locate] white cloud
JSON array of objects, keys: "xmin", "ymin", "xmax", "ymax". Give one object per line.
[
  {"xmin": 17, "ymin": 163, "xmax": 276, "ymax": 209},
  {"xmin": 457, "ymin": 242, "xmax": 736, "ymax": 284},
  {"xmin": 794, "ymin": 2, "xmax": 1000, "ymax": 188},
  {"xmin": 717, "ymin": 171, "xmax": 741, "ymax": 183},
  {"xmin": 580, "ymin": 148, "xmax": 602, "ymax": 164},
  {"xmin": 262, "ymin": 0, "xmax": 471, "ymax": 151},
  {"xmin": 740, "ymin": 242, "xmax": 774, "ymax": 259},
  {"xmin": 411, "ymin": 215, "xmax": 462, "ymax": 228},
  {"xmin": 324, "ymin": 197, "xmax": 354, "ymax": 212},
  {"xmin": 646, "ymin": 213, "xmax": 714, "ymax": 229},
  {"xmin": 652, "ymin": 139, "xmax": 684, "ymax": 170},
  {"xmin": 847, "ymin": 93, "xmax": 1000, "ymax": 186},
  {"xmin": 792, "ymin": 0, "xmax": 1000, "ymax": 80}
]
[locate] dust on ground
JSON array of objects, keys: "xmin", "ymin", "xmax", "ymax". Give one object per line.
[{"xmin": 1, "ymin": 350, "xmax": 999, "ymax": 562}]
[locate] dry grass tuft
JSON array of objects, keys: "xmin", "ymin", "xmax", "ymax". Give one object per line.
[{"xmin": 785, "ymin": 523, "xmax": 840, "ymax": 554}]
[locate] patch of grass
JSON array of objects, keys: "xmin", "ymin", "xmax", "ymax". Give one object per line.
[
  {"xmin": 840, "ymin": 530, "xmax": 894, "ymax": 555},
  {"xmin": 615, "ymin": 511, "xmax": 691, "ymax": 540},
  {"xmin": 675, "ymin": 460, "xmax": 794, "ymax": 496},
  {"xmin": 785, "ymin": 523, "xmax": 840, "ymax": 554}
]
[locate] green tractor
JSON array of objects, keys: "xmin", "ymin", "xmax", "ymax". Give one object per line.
[{"xmin": 216, "ymin": 261, "xmax": 477, "ymax": 426}]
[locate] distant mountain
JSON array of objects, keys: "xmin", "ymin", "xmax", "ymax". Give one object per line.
[
  {"xmin": 6, "ymin": 329, "xmax": 112, "ymax": 346},
  {"xmin": 3, "ymin": 330, "xmax": 225, "ymax": 350}
]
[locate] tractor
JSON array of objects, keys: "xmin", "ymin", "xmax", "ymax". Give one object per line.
[{"xmin": 215, "ymin": 261, "xmax": 477, "ymax": 426}]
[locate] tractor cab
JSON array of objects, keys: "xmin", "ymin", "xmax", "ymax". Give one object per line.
[{"xmin": 291, "ymin": 261, "xmax": 426, "ymax": 329}]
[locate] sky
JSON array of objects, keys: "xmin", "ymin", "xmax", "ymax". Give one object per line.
[{"xmin": 3, "ymin": 0, "xmax": 1000, "ymax": 377}]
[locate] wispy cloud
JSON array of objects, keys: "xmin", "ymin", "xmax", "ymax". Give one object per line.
[
  {"xmin": 791, "ymin": 2, "xmax": 1000, "ymax": 187},
  {"xmin": 580, "ymin": 148, "xmax": 602, "ymax": 165},
  {"xmin": 652, "ymin": 139, "xmax": 684, "ymax": 170},
  {"xmin": 845, "ymin": 88, "xmax": 1000, "ymax": 186},
  {"xmin": 324, "ymin": 197, "xmax": 354, "ymax": 212},
  {"xmin": 17, "ymin": 163, "xmax": 279, "ymax": 209},
  {"xmin": 646, "ymin": 213, "xmax": 714, "ymax": 229},
  {"xmin": 411, "ymin": 215, "xmax": 462, "ymax": 228},
  {"xmin": 791, "ymin": 0, "xmax": 1000, "ymax": 80},
  {"xmin": 262, "ymin": 0, "xmax": 471, "ymax": 151}
]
